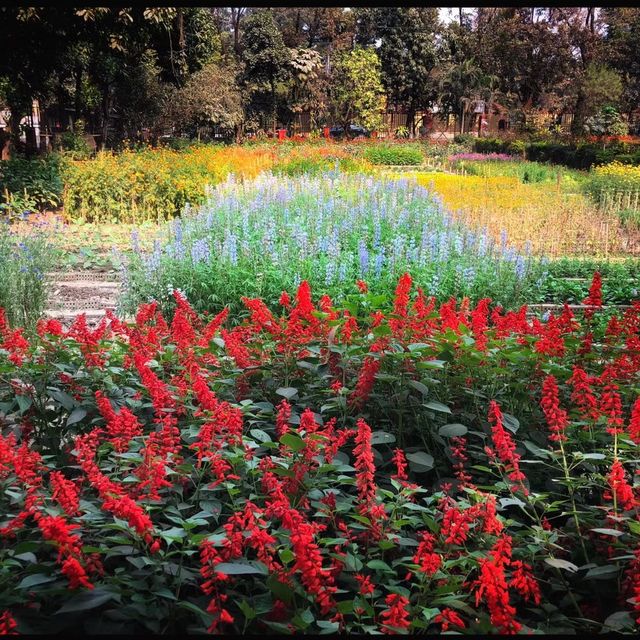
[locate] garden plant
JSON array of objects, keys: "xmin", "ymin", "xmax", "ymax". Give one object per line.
[{"xmin": 0, "ymin": 273, "xmax": 639, "ymax": 634}]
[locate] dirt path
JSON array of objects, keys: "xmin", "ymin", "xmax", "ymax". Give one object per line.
[{"xmin": 45, "ymin": 270, "xmax": 121, "ymax": 327}]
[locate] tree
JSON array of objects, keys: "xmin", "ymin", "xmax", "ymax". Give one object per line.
[
  {"xmin": 473, "ymin": 8, "xmax": 575, "ymax": 127},
  {"xmin": 169, "ymin": 62, "xmax": 243, "ymax": 140},
  {"xmin": 240, "ymin": 10, "xmax": 290, "ymax": 132},
  {"xmin": 601, "ymin": 8, "xmax": 640, "ymax": 118},
  {"xmin": 362, "ymin": 8, "xmax": 440, "ymax": 137},
  {"xmin": 584, "ymin": 105, "xmax": 628, "ymax": 138},
  {"xmin": 287, "ymin": 48, "xmax": 327, "ymax": 131},
  {"xmin": 331, "ymin": 47, "xmax": 385, "ymax": 132}
]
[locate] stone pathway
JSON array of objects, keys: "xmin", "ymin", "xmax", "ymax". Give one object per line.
[{"xmin": 45, "ymin": 270, "xmax": 121, "ymax": 327}]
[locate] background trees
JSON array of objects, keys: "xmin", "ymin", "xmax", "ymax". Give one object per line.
[{"xmin": 1, "ymin": 6, "xmax": 639, "ymax": 150}]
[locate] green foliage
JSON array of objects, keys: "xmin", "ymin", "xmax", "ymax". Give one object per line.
[
  {"xmin": 584, "ymin": 105, "xmax": 629, "ymax": 138},
  {"xmin": 170, "ymin": 62, "xmax": 243, "ymax": 137},
  {"xmin": 59, "ymin": 120, "xmax": 92, "ymax": 160},
  {"xmin": 536, "ymin": 258, "xmax": 640, "ymax": 305},
  {"xmin": 362, "ymin": 144, "xmax": 424, "ymax": 166},
  {"xmin": 0, "ymin": 222, "xmax": 50, "ymax": 327},
  {"xmin": 0, "ymin": 154, "xmax": 64, "ymax": 214},
  {"xmin": 331, "ymin": 48, "xmax": 386, "ymax": 132},
  {"xmin": 475, "ymin": 138, "xmax": 640, "ymax": 170},
  {"xmin": 1, "ymin": 279, "xmax": 640, "ymax": 634}
]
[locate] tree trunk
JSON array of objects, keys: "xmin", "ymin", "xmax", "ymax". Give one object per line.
[
  {"xmin": 74, "ymin": 66, "xmax": 83, "ymax": 125},
  {"xmin": 572, "ymin": 89, "xmax": 587, "ymax": 136},
  {"xmin": 6, "ymin": 97, "xmax": 25, "ymax": 155},
  {"xmin": 406, "ymin": 105, "xmax": 416, "ymax": 138},
  {"xmin": 270, "ymin": 76, "xmax": 277, "ymax": 134}
]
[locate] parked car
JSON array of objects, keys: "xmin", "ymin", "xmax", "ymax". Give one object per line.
[{"xmin": 329, "ymin": 124, "xmax": 370, "ymax": 139}]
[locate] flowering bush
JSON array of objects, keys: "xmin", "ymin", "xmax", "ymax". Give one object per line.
[
  {"xmin": 62, "ymin": 147, "xmax": 274, "ymax": 223},
  {"xmin": 120, "ymin": 173, "xmax": 540, "ymax": 318},
  {"xmin": 1, "ymin": 272, "xmax": 640, "ymax": 634},
  {"xmin": 585, "ymin": 162, "xmax": 640, "ymax": 214}
]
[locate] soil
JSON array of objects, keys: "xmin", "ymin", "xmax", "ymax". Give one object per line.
[{"xmin": 45, "ymin": 270, "xmax": 121, "ymax": 327}]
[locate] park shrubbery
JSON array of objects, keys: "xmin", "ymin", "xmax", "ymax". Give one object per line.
[
  {"xmin": 362, "ymin": 144, "xmax": 424, "ymax": 166},
  {"xmin": 475, "ymin": 138, "xmax": 640, "ymax": 170},
  {"xmin": 1, "ymin": 273, "xmax": 640, "ymax": 634}
]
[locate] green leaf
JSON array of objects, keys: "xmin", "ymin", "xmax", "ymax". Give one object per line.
[
  {"xmin": 591, "ymin": 528, "xmax": 624, "ymax": 537},
  {"xmin": 267, "ymin": 575, "xmax": 294, "ymax": 604},
  {"xmin": 49, "ymin": 389, "xmax": 75, "ymax": 411},
  {"xmin": 370, "ymin": 430, "xmax": 396, "ymax": 445},
  {"xmin": 603, "ymin": 611, "xmax": 634, "ymax": 631},
  {"xmin": 238, "ymin": 599, "xmax": 256, "ymax": 620},
  {"xmin": 502, "ymin": 413, "xmax": 520, "ymax": 433},
  {"xmin": 545, "ymin": 558, "xmax": 578, "ymax": 573},
  {"xmin": 215, "ymin": 562, "xmax": 268, "ymax": 575},
  {"xmin": 19, "ymin": 574, "xmax": 57, "ymax": 589},
  {"xmin": 280, "ymin": 433, "xmax": 306, "ymax": 452},
  {"xmin": 407, "ymin": 380, "xmax": 429, "ymax": 396},
  {"xmin": 406, "ymin": 451, "xmax": 434, "ymax": 471},
  {"xmin": 276, "ymin": 387, "xmax": 298, "ymax": 399},
  {"xmin": 366, "ymin": 559, "xmax": 392, "ymax": 572},
  {"xmin": 423, "ymin": 401, "xmax": 451, "ymax": 414},
  {"xmin": 249, "ymin": 428, "xmax": 272, "ymax": 443},
  {"xmin": 56, "ymin": 589, "xmax": 116, "ymax": 613},
  {"xmin": 439, "ymin": 423, "xmax": 468, "ymax": 438},
  {"xmin": 67, "ymin": 407, "xmax": 87, "ymax": 426},
  {"xmin": 16, "ymin": 394, "xmax": 32, "ymax": 413},
  {"xmin": 585, "ymin": 565, "xmax": 620, "ymax": 579}
]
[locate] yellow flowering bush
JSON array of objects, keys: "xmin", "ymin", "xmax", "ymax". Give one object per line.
[
  {"xmin": 62, "ymin": 147, "xmax": 274, "ymax": 223},
  {"xmin": 584, "ymin": 161, "xmax": 640, "ymax": 212}
]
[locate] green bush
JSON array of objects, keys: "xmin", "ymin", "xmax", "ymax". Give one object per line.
[
  {"xmin": 475, "ymin": 139, "xmax": 640, "ymax": 170},
  {"xmin": 0, "ymin": 154, "xmax": 64, "ymax": 215},
  {"xmin": 362, "ymin": 143, "xmax": 424, "ymax": 165}
]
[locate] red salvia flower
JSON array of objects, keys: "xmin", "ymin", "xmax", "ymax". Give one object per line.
[
  {"xmin": 355, "ymin": 573, "xmax": 375, "ymax": 595},
  {"xmin": 583, "ymin": 271, "xmax": 602, "ymax": 319},
  {"xmin": 607, "ymin": 459, "xmax": 636, "ymax": 511},
  {"xmin": 0, "ymin": 611, "xmax": 18, "ymax": 635},
  {"xmin": 434, "ymin": 608, "xmax": 465, "ymax": 631},
  {"xmin": 380, "ymin": 593, "xmax": 411, "ymax": 633},
  {"xmin": 50, "ymin": 471, "xmax": 80, "ymax": 517},
  {"xmin": 487, "ymin": 401, "xmax": 526, "ymax": 488},
  {"xmin": 600, "ymin": 382, "xmax": 625, "ymax": 436},
  {"xmin": 61, "ymin": 556, "xmax": 94, "ymax": 590},
  {"xmin": 353, "ymin": 418, "xmax": 376, "ymax": 511},
  {"xmin": 356, "ymin": 280, "xmax": 368, "ymax": 294},
  {"xmin": 413, "ymin": 531, "xmax": 441, "ymax": 575},
  {"xmin": 568, "ymin": 366, "xmax": 600, "ymax": 422},
  {"xmin": 509, "ymin": 560, "xmax": 541, "ymax": 605},
  {"xmin": 391, "ymin": 448, "xmax": 408, "ymax": 481},
  {"xmin": 473, "ymin": 555, "xmax": 521, "ymax": 634},
  {"xmin": 629, "ymin": 396, "xmax": 640, "ymax": 445},
  {"xmin": 540, "ymin": 375, "xmax": 569, "ymax": 443}
]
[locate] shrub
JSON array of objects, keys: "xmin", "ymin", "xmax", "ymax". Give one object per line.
[
  {"xmin": 362, "ymin": 144, "xmax": 423, "ymax": 165},
  {"xmin": 584, "ymin": 162, "xmax": 640, "ymax": 212},
  {"xmin": 62, "ymin": 147, "xmax": 274, "ymax": 223},
  {"xmin": 119, "ymin": 173, "xmax": 540, "ymax": 318},
  {"xmin": 0, "ymin": 155, "xmax": 64, "ymax": 215},
  {"xmin": 0, "ymin": 221, "xmax": 51, "ymax": 328},
  {"xmin": 1, "ymin": 274, "xmax": 640, "ymax": 634}
]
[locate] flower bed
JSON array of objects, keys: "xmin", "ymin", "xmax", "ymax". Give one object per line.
[
  {"xmin": 120, "ymin": 173, "xmax": 540, "ymax": 317},
  {"xmin": 1, "ymin": 273, "xmax": 639, "ymax": 634}
]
